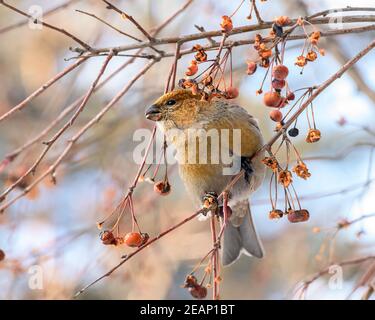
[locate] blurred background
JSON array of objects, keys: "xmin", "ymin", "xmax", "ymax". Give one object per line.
[{"xmin": 0, "ymin": 0, "xmax": 374, "ymax": 300}]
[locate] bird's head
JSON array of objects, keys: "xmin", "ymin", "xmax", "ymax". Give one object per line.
[{"xmin": 145, "ymin": 89, "xmax": 209, "ymax": 129}]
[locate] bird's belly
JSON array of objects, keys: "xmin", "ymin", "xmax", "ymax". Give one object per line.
[{"xmin": 179, "ymin": 164, "xmax": 232, "ymax": 203}]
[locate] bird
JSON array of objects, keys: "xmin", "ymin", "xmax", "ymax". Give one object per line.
[{"xmin": 145, "ymin": 89, "xmax": 265, "ymax": 266}]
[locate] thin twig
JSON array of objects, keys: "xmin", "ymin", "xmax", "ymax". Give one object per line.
[
  {"xmin": 102, "ymin": 0, "xmax": 154, "ymax": 41},
  {"xmin": 74, "ymin": 207, "xmax": 206, "ymax": 297},
  {"xmin": 0, "ymin": 0, "xmax": 92, "ymax": 51},
  {"xmin": 0, "ymin": 0, "xmax": 81, "ymax": 35},
  {"xmin": 75, "ymin": 9, "xmax": 142, "ymax": 42}
]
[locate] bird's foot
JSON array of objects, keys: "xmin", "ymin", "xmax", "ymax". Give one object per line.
[{"xmin": 202, "ymin": 192, "xmax": 218, "ymax": 215}]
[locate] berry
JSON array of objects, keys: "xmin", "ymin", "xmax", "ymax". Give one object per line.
[
  {"xmin": 220, "ymin": 15, "xmax": 233, "ymax": 33},
  {"xmin": 263, "ymin": 91, "xmax": 282, "ymax": 107},
  {"xmin": 269, "ymin": 110, "xmax": 283, "ymax": 122},
  {"xmin": 269, "ymin": 209, "xmax": 284, "ymax": 220},
  {"xmin": 0, "ymin": 249, "xmax": 5, "ymax": 261},
  {"xmin": 272, "ymin": 65, "xmax": 289, "ymax": 80},
  {"xmin": 225, "ymin": 87, "xmax": 239, "ymax": 99},
  {"xmin": 124, "ymin": 232, "xmax": 143, "ymax": 247},
  {"xmin": 287, "ymin": 209, "xmax": 310, "ymax": 223},
  {"xmin": 100, "ymin": 230, "xmax": 116, "ymax": 245},
  {"xmin": 185, "ymin": 60, "xmax": 198, "ymax": 76},
  {"xmin": 286, "ymin": 91, "xmax": 295, "ymax": 101},
  {"xmin": 189, "ymin": 285, "xmax": 207, "ymax": 299},
  {"xmin": 272, "ymin": 79, "xmax": 286, "ymax": 90},
  {"xmin": 306, "ymin": 129, "xmax": 321, "ymax": 143},
  {"xmin": 246, "ymin": 61, "xmax": 257, "ymax": 75},
  {"xmin": 154, "ymin": 181, "xmax": 171, "ymax": 196},
  {"xmin": 288, "ymin": 127, "xmax": 299, "ymax": 137}
]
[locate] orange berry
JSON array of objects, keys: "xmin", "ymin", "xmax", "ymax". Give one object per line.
[
  {"xmin": 100, "ymin": 230, "xmax": 116, "ymax": 245},
  {"xmin": 124, "ymin": 232, "xmax": 143, "ymax": 247},
  {"xmin": 263, "ymin": 91, "xmax": 282, "ymax": 107},
  {"xmin": 306, "ymin": 51, "xmax": 318, "ymax": 61},
  {"xmin": 272, "ymin": 64, "xmax": 289, "ymax": 80},
  {"xmin": 269, "ymin": 209, "xmax": 284, "ymax": 220},
  {"xmin": 185, "ymin": 60, "xmax": 198, "ymax": 76},
  {"xmin": 275, "ymin": 16, "xmax": 292, "ymax": 27},
  {"xmin": 269, "ymin": 109, "xmax": 283, "ymax": 122}
]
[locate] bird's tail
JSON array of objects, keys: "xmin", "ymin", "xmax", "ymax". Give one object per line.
[{"xmin": 222, "ymin": 199, "xmax": 264, "ymax": 266}]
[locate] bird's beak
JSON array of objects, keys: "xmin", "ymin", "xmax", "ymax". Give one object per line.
[{"xmin": 145, "ymin": 105, "xmax": 162, "ymax": 121}]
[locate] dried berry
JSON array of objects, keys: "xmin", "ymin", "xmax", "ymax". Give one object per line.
[
  {"xmin": 272, "ymin": 65, "xmax": 289, "ymax": 80},
  {"xmin": 293, "ymin": 161, "xmax": 311, "ymax": 179},
  {"xmin": 260, "ymin": 49, "xmax": 272, "ymax": 59},
  {"xmin": 185, "ymin": 60, "xmax": 198, "ymax": 76},
  {"xmin": 295, "ymin": 55, "xmax": 307, "ymax": 67},
  {"xmin": 246, "ymin": 61, "xmax": 257, "ymax": 75},
  {"xmin": 220, "ymin": 15, "xmax": 233, "ymax": 33},
  {"xmin": 309, "ymin": 31, "xmax": 321, "ymax": 45},
  {"xmin": 269, "ymin": 209, "xmax": 284, "ymax": 220},
  {"xmin": 263, "ymin": 91, "xmax": 282, "ymax": 107},
  {"xmin": 288, "ymin": 127, "xmax": 299, "ymax": 137},
  {"xmin": 262, "ymin": 157, "xmax": 279, "ymax": 172},
  {"xmin": 193, "ymin": 44, "xmax": 207, "ymax": 62},
  {"xmin": 287, "ymin": 209, "xmax": 310, "ymax": 223},
  {"xmin": 278, "ymin": 170, "xmax": 293, "ymax": 187},
  {"xmin": 306, "ymin": 51, "xmax": 318, "ymax": 62},
  {"xmin": 275, "ymin": 16, "xmax": 292, "ymax": 27},
  {"xmin": 269, "ymin": 109, "xmax": 283, "ymax": 122},
  {"xmin": 306, "ymin": 129, "xmax": 321, "ymax": 143},
  {"xmin": 124, "ymin": 232, "xmax": 143, "ymax": 247},
  {"xmin": 154, "ymin": 181, "xmax": 171, "ymax": 196}
]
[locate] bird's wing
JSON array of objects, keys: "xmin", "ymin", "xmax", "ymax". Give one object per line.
[{"xmin": 209, "ymin": 103, "xmax": 264, "ymax": 157}]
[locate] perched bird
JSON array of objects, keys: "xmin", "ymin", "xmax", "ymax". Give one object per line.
[{"xmin": 145, "ymin": 89, "xmax": 265, "ymax": 266}]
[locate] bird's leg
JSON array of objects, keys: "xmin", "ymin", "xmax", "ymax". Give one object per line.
[{"xmin": 217, "ymin": 192, "xmax": 230, "ymax": 241}]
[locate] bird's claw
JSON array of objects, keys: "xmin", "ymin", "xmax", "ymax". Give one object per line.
[{"xmin": 202, "ymin": 192, "xmax": 218, "ymax": 214}]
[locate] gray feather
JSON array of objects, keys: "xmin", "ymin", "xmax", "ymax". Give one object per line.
[{"xmin": 222, "ymin": 199, "xmax": 264, "ymax": 266}]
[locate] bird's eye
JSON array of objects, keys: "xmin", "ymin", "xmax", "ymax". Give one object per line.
[{"xmin": 166, "ymin": 99, "xmax": 176, "ymax": 106}]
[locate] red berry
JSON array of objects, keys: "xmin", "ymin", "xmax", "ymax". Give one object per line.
[
  {"xmin": 225, "ymin": 87, "xmax": 239, "ymax": 99},
  {"xmin": 263, "ymin": 91, "xmax": 282, "ymax": 107},
  {"xmin": 154, "ymin": 181, "xmax": 171, "ymax": 196},
  {"xmin": 269, "ymin": 110, "xmax": 283, "ymax": 122},
  {"xmin": 189, "ymin": 285, "xmax": 207, "ymax": 299},
  {"xmin": 272, "ymin": 64, "xmax": 289, "ymax": 80},
  {"xmin": 246, "ymin": 61, "xmax": 257, "ymax": 75},
  {"xmin": 272, "ymin": 79, "xmax": 286, "ymax": 90},
  {"xmin": 286, "ymin": 91, "xmax": 295, "ymax": 101},
  {"xmin": 124, "ymin": 232, "xmax": 143, "ymax": 247},
  {"xmin": 287, "ymin": 209, "xmax": 310, "ymax": 223},
  {"xmin": 0, "ymin": 249, "xmax": 5, "ymax": 261}
]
